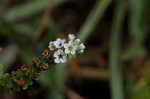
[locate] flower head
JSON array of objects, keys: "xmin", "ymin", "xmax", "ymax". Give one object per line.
[
  {"xmin": 48, "ymin": 41, "xmax": 56, "ymax": 51},
  {"xmin": 54, "ymin": 49, "xmax": 67, "ymax": 63},
  {"xmin": 64, "ymin": 42, "xmax": 77, "ymax": 55},
  {"xmin": 48, "ymin": 33, "xmax": 85, "ymax": 64},
  {"xmin": 54, "ymin": 38, "xmax": 65, "ymax": 48},
  {"xmin": 68, "ymin": 34, "xmax": 75, "ymax": 40}
]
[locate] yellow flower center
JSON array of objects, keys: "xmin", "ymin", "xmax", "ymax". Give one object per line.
[{"xmin": 68, "ymin": 45, "xmax": 73, "ymax": 51}]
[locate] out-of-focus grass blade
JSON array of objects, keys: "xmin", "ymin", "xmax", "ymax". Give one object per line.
[
  {"xmin": 17, "ymin": 23, "xmax": 35, "ymax": 37},
  {"xmin": 109, "ymin": 0, "xmax": 125, "ymax": 99},
  {"xmin": 0, "ymin": 45, "xmax": 17, "ymax": 71},
  {"xmin": 0, "ymin": 18, "xmax": 34, "ymax": 64},
  {"xmin": 78, "ymin": 0, "xmax": 111, "ymax": 42},
  {"xmin": 122, "ymin": 0, "xmax": 150, "ymax": 61},
  {"xmin": 130, "ymin": 60, "xmax": 150, "ymax": 99},
  {"xmin": 2, "ymin": 0, "xmax": 67, "ymax": 22},
  {"xmin": 130, "ymin": 79, "xmax": 150, "ymax": 99},
  {"xmin": 124, "ymin": 0, "xmax": 150, "ymax": 99},
  {"xmin": 129, "ymin": 0, "xmax": 149, "ymax": 36}
]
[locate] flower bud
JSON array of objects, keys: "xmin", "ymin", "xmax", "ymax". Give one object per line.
[
  {"xmin": 42, "ymin": 50, "xmax": 49, "ymax": 58},
  {"xmin": 34, "ymin": 72, "xmax": 40, "ymax": 78},
  {"xmin": 20, "ymin": 65, "xmax": 28, "ymax": 72},
  {"xmin": 41, "ymin": 63, "xmax": 49, "ymax": 70},
  {"xmin": 32, "ymin": 58, "xmax": 40, "ymax": 65},
  {"xmin": 16, "ymin": 80, "xmax": 25, "ymax": 87}
]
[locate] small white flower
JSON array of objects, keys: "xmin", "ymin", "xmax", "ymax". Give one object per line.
[
  {"xmin": 64, "ymin": 42, "xmax": 77, "ymax": 55},
  {"xmin": 48, "ymin": 41, "xmax": 56, "ymax": 51},
  {"xmin": 54, "ymin": 38, "xmax": 65, "ymax": 48},
  {"xmin": 54, "ymin": 49, "xmax": 67, "ymax": 63},
  {"xmin": 79, "ymin": 43, "xmax": 85, "ymax": 53},
  {"xmin": 68, "ymin": 34, "xmax": 75, "ymax": 40}
]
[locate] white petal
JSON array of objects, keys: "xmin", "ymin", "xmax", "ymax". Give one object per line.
[
  {"xmin": 58, "ymin": 49, "xmax": 63, "ymax": 53},
  {"xmin": 55, "ymin": 43, "xmax": 60, "ymax": 48},
  {"xmin": 71, "ymin": 50, "xmax": 76, "ymax": 55},
  {"xmin": 63, "ymin": 56, "xmax": 67, "ymax": 62},
  {"xmin": 64, "ymin": 43, "xmax": 68, "ymax": 48},
  {"xmin": 62, "ymin": 39, "xmax": 66, "ymax": 43},
  {"xmin": 54, "ymin": 51, "xmax": 58, "ymax": 57},
  {"xmin": 54, "ymin": 49, "xmax": 62, "ymax": 57},
  {"xmin": 56, "ymin": 38, "xmax": 61, "ymax": 41},
  {"xmin": 54, "ymin": 41, "xmax": 58, "ymax": 46},
  {"xmin": 60, "ymin": 56, "xmax": 66, "ymax": 63},
  {"xmin": 61, "ymin": 56, "xmax": 67, "ymax": 63},
  {"xmin": 49, "ymin": 41, "xmax": 52, "ymax": 45},
  {"xmin": 48, "ymin": 41, "xmax": 56, "ymax": 50},
  {"xmin": 60, "ymin": 59, "xmax": 63, "ymax": 63},
  {"xmin": 65, "ymin": 49, "xmax": 70, "ymax": 54},
  {"xmin": 54, "ymin": 58, "xmax": 60, "ymax": 63},
  {"xmin": 68, "ymin": 41, "xmax": 73, "ymax": 44},
  {"xmin": 54, "ymin": 39, "xmax": 63, "ymax": 48},
  {"xmin": 80, "ymin": 43, "xmax": 85, "ymax": 49},
  {"xmin": 55, "ymin": 38, "xmax": 65, "ymax": 48},
  {"xmin": 74, "ymin": 45, "xmax": 78, "ymax": 50},
  {"xmin": 68, "ymin": 34, "xmax": 75, "ymax": 40}
]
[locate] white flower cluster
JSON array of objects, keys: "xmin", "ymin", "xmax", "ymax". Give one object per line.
[{"xmin": 48, "ymin": 34, "xmax": 85, "ymax": 64}]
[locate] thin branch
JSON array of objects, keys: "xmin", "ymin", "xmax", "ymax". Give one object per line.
[
  {"xmin": 0, "ymin": 47, "xmax": 2, "ymax": 53},
  {"xmin": 32, "ymin": 0, "xmax": 54, "ymax": 48},
  {"xmin": 65, "ymin": 88, "xmax": 85, "ymax": 99}
]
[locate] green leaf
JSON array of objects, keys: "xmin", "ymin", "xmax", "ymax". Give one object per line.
[
  {"xmin": 131, "ymin": 79, "xmax": 150, "ymax": 99},
  {"xmin": 2, "ymin": 0, "xmax": 67, "ymax": 22}
]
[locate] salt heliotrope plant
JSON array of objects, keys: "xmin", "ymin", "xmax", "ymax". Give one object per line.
[{"xmin": 0, "ymin": 34, "xmax": 85, "ymax": 94}]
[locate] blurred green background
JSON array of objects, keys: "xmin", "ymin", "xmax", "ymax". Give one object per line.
[{"xmin": 0, "ymin": 0, "xmax": 150, "ymax": 99}]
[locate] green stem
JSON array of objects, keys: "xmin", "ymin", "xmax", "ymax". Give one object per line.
[{"xmin": 109, "ymin": 0, "xmax": 125, "ymax": 99}]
